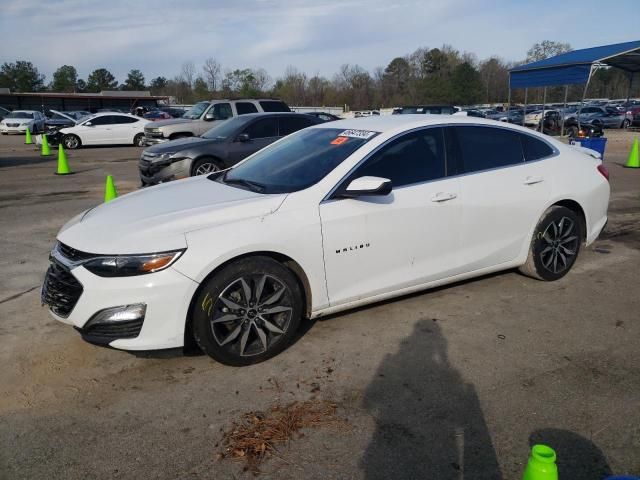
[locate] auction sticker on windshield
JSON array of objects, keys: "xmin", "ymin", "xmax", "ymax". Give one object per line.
[{"xmin": 338, "ymin": 129, "xmax": 378, "ymax": 139}]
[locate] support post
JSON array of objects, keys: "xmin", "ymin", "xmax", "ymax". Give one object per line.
[
  {"xmin": 561, "ymin": 85, "xmax": 568, "ymax": 136},
  {"xmin": 577, "ymin": 65, "xmax": 596, "ymax": 132},
  {"xmin": 522, "ymin": 88, "xmax": 528, "ymax": 127},
  {"xmin": 540, "ymin": 87, "xmax": 547, "ymax": 132}
]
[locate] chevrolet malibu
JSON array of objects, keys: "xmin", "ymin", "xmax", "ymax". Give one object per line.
[{"xmin": 42, "ymin": 116, "xmax": 610, "ymax": 366}]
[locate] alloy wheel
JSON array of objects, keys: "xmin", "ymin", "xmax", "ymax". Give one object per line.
[
  {"xmin": 195, "ymin": 162, "xmax": 219, "ymax": 175},
  {"xmin": 208, "ymin": 274, "xmax": 293, "ymax": 357},
  {"xmin": 539, "ymin": 216, "xmax": 579, "ymax": 274},
  {"xmin": 64, "ymin": 136, "xmax": 79, "ymax": 149}
]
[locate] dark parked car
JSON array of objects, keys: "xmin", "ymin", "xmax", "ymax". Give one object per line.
[
  {"xmin": 139, "ymin": 112, "xmax": 322, "ymax": 185},
  {"xmin": 44, "ymin": 110, "xmax": 90, "ymax": 130},
  {"xmin": 143, "ymin": 110, "xmax": 172, "ymax": 121},
  {"xmin": 159, "ymin": 106, "xmax": 187, "ymax": 118},
  {"xmin": 539, "ymin": 111, "xmax": 603, "ymax": 138},
  {"xmin": 303, "ymin": 111, "xmax": 341, "ymax": 122},
  {"xmin": 393, "ymin": 105, "xmax": 456, "ymax": 115}
]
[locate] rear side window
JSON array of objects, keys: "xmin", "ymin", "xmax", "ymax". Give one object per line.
[
  {"xmin": 235, "ymin": 102, "xmax": 258, "ymax": 115},
  {"xmin": 521, "ymin": 134, "xmax": 554, "ymax": 161},
  {"xmin": 354, "ymin": 127, "xmax": 446, "ymax": 187},
  {"xmin": 244, "ymin": 118, "xmax": 278, "ymax": 139},
  {"xmin": 453, "ymin": 126, "xmax": 523, "ymax": 173},
  {"xmin": 279, "ymin": 116, "xmax": 314, "ymax": 136},
  {"xmin": 259, "ymin": 101, "xmax": 290, "ymax": 112}
]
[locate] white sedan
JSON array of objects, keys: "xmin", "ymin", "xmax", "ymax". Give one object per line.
[
  {"xmin": 43, "ymin": 115, "xmax": 609, "ymax": 365},
  {"xmin": 59, "ymin": 112, "xmax": 148, "ymax": 148},
  {"xmin": 0, "ymin": 110, "xmax": 46, "ymax": 134}
]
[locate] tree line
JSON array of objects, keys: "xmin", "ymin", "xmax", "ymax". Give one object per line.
[{"xmin": 0, "ymin": 41, "xmax": 636, "ymax": 109}]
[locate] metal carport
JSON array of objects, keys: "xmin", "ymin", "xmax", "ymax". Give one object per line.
[{"xmin": 508, "ymin": 40, "xmax": 640, "ymax": 134}]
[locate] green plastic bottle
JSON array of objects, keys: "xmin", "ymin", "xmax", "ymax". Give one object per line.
[{"xmin": 523, "ymin": 444, "xmax": 558, "ymax": 480}]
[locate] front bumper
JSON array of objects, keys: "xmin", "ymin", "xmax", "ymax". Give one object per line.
[
  {"xmin": 43, "ymin": 253, "xmax": 199, "ymax": 350},
  {"xmin": 139, "ymin": 157, "xmax": 192, "ymax": 185},
  {"xmin": 142, "ymin": 134, "xmax": 169, "ymax": 146},
  {"xmin": 0, "ymin": 124, "xmax": 29, "ymax": 133}
]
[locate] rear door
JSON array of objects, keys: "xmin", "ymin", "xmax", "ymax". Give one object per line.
[
  {"xmin": 450, "ymin": 125, "xmax": 551, "ymax": 271},
  {"xmin": 227, "ymin": 117, "xmax": 279, "ymax": 165},
  {"xmin": 110, "ymin": 115, "xmax": 140, "ymax": 143}
]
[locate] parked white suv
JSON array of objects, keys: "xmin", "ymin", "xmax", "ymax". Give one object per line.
[
  {"xmin": 142, "ymin": 99, "xmax": 290, "ymax": 146},
  {"xmin": 43, "ymin": 115, "xmax": 609, "ymax": 366}
]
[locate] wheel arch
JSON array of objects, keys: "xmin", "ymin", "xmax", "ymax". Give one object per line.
[
  {"xmin": 550, "ymin": 199, "xmax": 587, "ymax": 242},
  {"xmin": 169, "ymin": 132, "xmax": 193, "ymax": 140},
  {"xmin": 183, "ymin": 250, "xmax": 313, "ymax": 351}
]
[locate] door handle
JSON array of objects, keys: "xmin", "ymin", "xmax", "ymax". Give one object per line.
[
  {"xmin": 523, "ymin": 176, "xmax": 544, "ymax": 185},
  {"xmin": 431, "ymin": 192, "xmax": 457, "ymax": 202}
]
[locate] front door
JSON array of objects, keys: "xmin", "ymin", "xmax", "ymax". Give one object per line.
[{"xmin": 319, "ymin": 127, "xmax": 463, "ymax": 307}]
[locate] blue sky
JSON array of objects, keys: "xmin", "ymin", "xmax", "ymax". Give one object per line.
[{"xmin": 1, "ymin": 0, "xmax": 639, "ymax": 84}]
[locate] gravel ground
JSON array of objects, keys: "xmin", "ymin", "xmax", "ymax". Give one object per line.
[{"xmin": 0, "ymin": 131, "xmax": 639, "ymax": 479}]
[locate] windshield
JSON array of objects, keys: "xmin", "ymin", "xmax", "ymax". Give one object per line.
[
  {"xmin": 182, "ymin": 102, "xmax": 209, "ymax": 119},
  {"xmin": 7, "ymin": 112, "xmax": 33, "ymax": 119},
  {"xmin": 201, "ymin": 116, "xmax": 245, "ymax": 139},
  {"xmin": 221, "ymin": 128, "xmax": 378, "ymax": 194}
]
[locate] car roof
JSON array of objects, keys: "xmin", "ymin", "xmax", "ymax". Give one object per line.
[
  {"xmin": 12, "ymin": 110, "xmax": 38, "ymax": 113},
  {"xmin": 311, "ymin": 114, "xmax": 544, "ymax": 135},
  {"xmin": 90, "ymin": 112, "xmax": 139, "ymax": 118}
]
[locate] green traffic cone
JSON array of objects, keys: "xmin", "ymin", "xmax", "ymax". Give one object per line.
[
  {"xmin": 55, "ymin": 144, "xmax": 72, "ymax": 175},
  {"xmin": 625, "ymin": 138, "xmax": 639, "ymax": 168},
  {"xmin": 24, "ymin": 126, "xmax": 32, "ymax": 145},
  {"xmin": 41, "ymin": 134, "xmax": 51, "ymax": 156},
  {"xmin": 104, "ymin": 175, "xmax": 118, "ymax": 203},
  {"xmin": 523, "ymin": 444, "xmax": 558, "ymax": 480}
]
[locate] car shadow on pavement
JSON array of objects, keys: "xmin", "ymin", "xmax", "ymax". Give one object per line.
[
  {"xmin": 360, "ymin": 319, "xmax": 503, "ymax": 479},
  {"xmin": 529, "ymin": 428, "xmax": 612, "ymax": 478}
]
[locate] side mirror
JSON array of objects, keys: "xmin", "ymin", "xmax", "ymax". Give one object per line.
[
  {"xmin": 85, "ymin": 121, "xmax": 93, "ymax": 126},
  {"xmin": 339, "ymin": 176, "xmax": 392, "ymax": 198},
  {"xmin": 236, "ymin": 133, "xmax": 250, "ymax": 142},
  {"xmin": 204, "ymin": 112, "xmax": 216, "ymax": 121}
]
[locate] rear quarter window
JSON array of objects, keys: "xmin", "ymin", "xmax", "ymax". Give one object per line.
[{"xmin": 520, "ymin": 134, "xmax": 554, "ymax": 161}]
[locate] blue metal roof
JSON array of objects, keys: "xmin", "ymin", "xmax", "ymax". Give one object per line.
[{"xmin": 509, "ymin": 40, "xmax": 640, "ymax": 88}]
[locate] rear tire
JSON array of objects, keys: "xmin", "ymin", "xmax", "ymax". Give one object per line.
[
  {"xmin": 519, "ymin": 206, "xmax": 581, "ymax": 281},
  {"xmin": 192, "ymin": 257, "xmax": 303, "ymax": 366},
  {"xmin": 63, "ymin": 134, "xmax": 81, "ymax": 149},
  {"xmin": 622, "ymin": 119, "xmax": 630, "ymax": 129}
]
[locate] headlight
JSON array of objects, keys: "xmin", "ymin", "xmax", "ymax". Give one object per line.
[{"xmin": 83, "ymin": 250, "xmax": 184, "ymax": 277}]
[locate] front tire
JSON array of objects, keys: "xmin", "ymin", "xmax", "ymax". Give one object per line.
[
  {"xmin": 192, "ymin": 257, "xmax": 303, "ymax": 366},
  {"xmin": 63, "ymin": 134, "xmax": 81, "ymax": 149},
  {"xmin": 622, "ymin": 119, "xmax": 630, "ymax": 129},
  {"xmin": 133, "ymin": 133, "xmax": 145, "ymax": 147},
  {"xmin": 519, "ymin": 206, "xmax": 581, "ymax": 281},
  {"xmin": 191, "ymin": 157, "xmax": 222, "ymax": 176}
]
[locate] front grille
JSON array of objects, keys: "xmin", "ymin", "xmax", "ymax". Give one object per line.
[
  {"xmin": 7, "ymin": 123, "xmax": 19, "ymax": 127},
  {"xmin": 76, "ymin": 319, "xmax": 144, "ymax": 343},
  {"xmin": 41, "ymin": 260, "xmax": 83, "ymax": 317},
  {"xmin": 139, "ymin": 157, "xmax": 169, "ymax": 176},
  {"xmin": 144, "ymin": 128, "xmax": 163, "ymax": 138},
  {"xmin": 58, "ymin": 242, "xmax": 94, "ymax": 262}
]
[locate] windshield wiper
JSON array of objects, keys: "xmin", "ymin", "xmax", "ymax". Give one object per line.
[{"xmin": 224, "ymin": 177, "xmax": 266, "ymax": 193}]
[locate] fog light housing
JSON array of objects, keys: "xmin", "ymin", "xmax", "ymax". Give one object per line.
[{"xmin": 85, "ymin": 303, "xmax": 146, "ymax": 328}]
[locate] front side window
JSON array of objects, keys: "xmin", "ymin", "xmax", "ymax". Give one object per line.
[
  {"xmin": 221, "ymin": 128, "xmax": 377, "ymax": 193},
  {"xmin": 243, "ymin": 118, "xmax": 278, "ymax": 139},
  {"xmin": 182, "ymin": 102, "xmax": 209, "ymax": 119},
  {"xmin": 213, "ymin": 103, "xmax": 233, "ymax": 119},
  {"xmin": 452, "ymin": 126, "xmax": 523, "ymax": 174},
  {"xmin": 112, "ymin": 116, "xmax": 138, "ymax": 124},
  {"xmin": 235, "ymin": 102, "xmax": 258, "ymax": 115},
  {"xmin": 279, "ymin": 116, "xmax": 314, "ymax": 136},
  {"xmin": 352, "ymin": 128, "xmax": 446, "ymax": 187},
  {"xmin": 89, "ymin": 116, "xmax": 114, "ymax": 126}
]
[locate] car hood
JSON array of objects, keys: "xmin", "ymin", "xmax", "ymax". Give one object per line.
[
  {"xmin": 143, "ymin": 136, "xmax": 217, "ymax": 155},
  {"xmin": 148, "ymin": 118, "xmax": 194, "ymax": 127},
  {"xmin": 57, "ymin": 176, "xmax": 287, "ymax": 254}
]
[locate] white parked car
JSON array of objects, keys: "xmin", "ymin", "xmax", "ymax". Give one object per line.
[
  {"xmin": 0, "ymin": 110, "xmax": 46, "ymax": 134},
  {"xmin": 58, "ymin": 112, "xmax": 148, "ymax": 149},
  {"xmin": 524, "ymin": 109, "xmax": 557, "ymax": 127},
  {"xmin": 43, "ymin": 116, "xmax": 610, "ymax": 365}
]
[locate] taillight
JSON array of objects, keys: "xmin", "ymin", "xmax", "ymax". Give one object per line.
[{"xmin": 597, "ymin": 164, "xmax": 609, "ymax": 181}]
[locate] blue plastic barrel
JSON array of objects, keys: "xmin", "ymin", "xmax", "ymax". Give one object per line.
[{"xmin": 571, "ymin": 137, "xmax": 607, "ymax": 160}]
